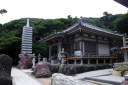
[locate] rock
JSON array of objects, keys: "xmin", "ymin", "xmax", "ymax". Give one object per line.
[
  {"xmin": 0, "ymin": 73, "xmax": 12, "ymax": 85},
  {"xmin": 0, "ymin": 54, "xmax": 13, "ymax": 76},
  {"xmin": 17, "ymin": 54, "xmax": 32, "ymax": 69},
  {"xmin": 114, "ymin": 63, "xmax": 128, "ymax": 71},
  {"xmin": 50, "ymin": 64, "xmax": 59, "ymax": 73},
  {"xmin": 124, "ymin": 71, "xmax": 128, "ymax": 75},
  {"xmin": 59, "ymin": 64, "xmax": 77, "ymax": 75},
  {"xmin": 0, "ymin": 54, "xmax": 13, "ymax": 85},
  {"xmin": 33, "ymin": 62, "xmax": 51, "ymax": 78},
  {"xmin": 112, "ymin": 70, "xmax": 121, "ymax": 76},
  {"xmin": 51, "ymin": 73, "xmax": 88, "ymax": 85}
]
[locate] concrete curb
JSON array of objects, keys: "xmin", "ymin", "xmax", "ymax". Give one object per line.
[{"xmin": 82, "ymin": 77, "xmax": 121, "ymax": 85}]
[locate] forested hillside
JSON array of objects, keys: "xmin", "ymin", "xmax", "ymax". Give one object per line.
[{"xmin": 0, "ymin": 12, "xmax": 128, "ymax": 64}]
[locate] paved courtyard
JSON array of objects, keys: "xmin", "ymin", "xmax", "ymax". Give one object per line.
[
  {"xmin": 11, "ymin": 68, "xmax": 124, "ymax": 85},
  {"xmin": 74, "ymin": 68, "xmax": 124, "ymax": 83},
  {"xmin": 11, "ymin": 68, "xmax": 44, "ymax": 85}
]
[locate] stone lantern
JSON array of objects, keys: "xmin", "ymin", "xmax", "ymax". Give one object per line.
[
  {"xmin": 60, "ymin": 48, "xmax": 66, "ymax": 64},
  {"xmin": 38, "ymin": 53, "xmax": 41, "ymax": 63}
]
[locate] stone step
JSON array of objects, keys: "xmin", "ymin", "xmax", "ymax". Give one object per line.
[{"xmin": 83, "ymin": 79, "xmax": 113, "ymax": 85}]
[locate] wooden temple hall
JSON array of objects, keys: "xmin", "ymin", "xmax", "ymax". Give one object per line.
[{"xmin": 40, "ymin": 17, "xmax": 124, "ymax": 65}]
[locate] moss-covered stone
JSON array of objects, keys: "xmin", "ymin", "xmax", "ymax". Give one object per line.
[
  {"xmin": 50, "ymin": 64, "xmax": 111, "ymax": 75},
  {"xmin": 114, "ymin": 64, "xmax": 128, "ymax": 71}
]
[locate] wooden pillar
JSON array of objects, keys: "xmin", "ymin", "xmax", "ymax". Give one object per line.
[
  {"xmin": 74, "ymin": 59, "xmax": 76, "ymax": 64},
  {"xmin": 123, "ymin": 34, "xmax": 128, "ymax": 62},
  {"xmin": 58, "ymin": 41, "xmax": 62, "ymax": 61},
  {"xmin": 81, "ymin": 59, "xmax": 83, "ymax": 65},
  {"xmin": 80, "ymin": 41, "xmax": 82, "ymax": 57},
  {"xmin": 67, "ymin": 60, "xmax": 69, "ymax": 64},
  {"xmin": 49, "ymin": 45, "xmax": 52, "ymax": 61},
  {"xmin": 96, "ymin": 36, "xmax": 98, "ymax": 57},
  {"xmin": 110, "ymin": 59, "xmax": 112, "ymax": 64},
  {"xmin": 104, "ymin": 59, "xmax": 106, "ymax": 64},
  {"xmin": 82, "ymin": 41, "xmax": 85, "ymax": 56},
  {"xmin": 70, "ymin": 40, "xmax": 73, "ymax": 57},
  {"xmin": 79, "ymin": 41, "xmax": 84, "ymax": 57},
  {"xmin": 96, "ymin": 59, "xmax": 98, "ymax": 64},
  {"xmin": 88, "ymin": 59, "xmax": 90, "ymax": 64}
]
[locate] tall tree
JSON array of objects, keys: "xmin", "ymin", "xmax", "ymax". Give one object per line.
[{"xmin": 0, "ymin": 9, "xmax": 7, "ymax": 15}]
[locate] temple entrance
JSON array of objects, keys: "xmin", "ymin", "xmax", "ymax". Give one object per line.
[
  {"xmin": 51, "ymin": 46, "xmax": 57, "ymax": 60},
  {"xmin": 84, "ymin": 41, "xmax": 96, "ymax": 56}
]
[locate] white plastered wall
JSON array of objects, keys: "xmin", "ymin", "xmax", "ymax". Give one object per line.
[{"xmin": 98, "ymin": 44, "xmax": 110, "ymax": 56}]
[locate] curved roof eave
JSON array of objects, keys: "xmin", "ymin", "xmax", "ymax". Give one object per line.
[
  {"xmin": 40, "ymin": 17, "xmax": 124, "ymax": 43},
  {"xmin": 80, "ymin": 20, "xmax": 123, "ymax": 37}
]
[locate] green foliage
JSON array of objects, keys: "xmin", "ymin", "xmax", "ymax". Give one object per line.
[
  {"xmin": 85, "ymin": 17, "xmax": 101, "ymax": 27},
  {"xmin": 0, "ymin": 17, "xmax": 77, "ymax": 64},
  {"xmin": 86, "ymin": 12, "xmax": 128, "ymax": 33},
  {"xmin": 1, "ymin": 13, "xmax": 128, "ymax": 65},
  {"xmin": 0, "ymin": 9, "xmax": 7, "ymax": 15},
  {"xmin": 33, "ymin": 41, "xmax": 48, "ymax": 57},
  {"xmin": 114, "ymin": 14, "xmax": 128, "ymax": 33}
]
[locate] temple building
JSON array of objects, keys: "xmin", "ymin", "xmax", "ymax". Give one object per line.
[
  {"xmin": 114, "ymin": 0, "xmax": 128, "ymax": 8},
  {"xmin": 40, "ymin": 17, "xmax": 123, "ymax": 64},
  {"xmin": 21, "ymin": 19, "xmax": 33, "ymax": 54}
]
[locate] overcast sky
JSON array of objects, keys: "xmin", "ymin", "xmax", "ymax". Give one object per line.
[{"xmin": 0, "ymin": 0, "xmax": 127, "ymax": 24}]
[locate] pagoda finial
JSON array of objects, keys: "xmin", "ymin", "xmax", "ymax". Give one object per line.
[{"xmin": 26, "ymin": 19, "xmax": 29, "ymax": 27}]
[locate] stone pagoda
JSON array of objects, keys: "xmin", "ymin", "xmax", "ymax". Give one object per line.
[{"xmin": 21, "ymin": 19, "xmax": 32, "ymax": 54}]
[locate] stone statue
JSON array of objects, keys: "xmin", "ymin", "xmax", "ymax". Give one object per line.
[{"xmin": 32, "ymin": 53, "xmax": 36, "ymax": 71}]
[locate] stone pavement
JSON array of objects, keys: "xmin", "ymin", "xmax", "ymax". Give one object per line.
[
  {"xmin": 74, "ymin": 69, "xmax": 113, "ymax": 79},
  {"xmin": 74, "ymin": 68, "xmax": 124, "ymax": 84},
  {"xmin": 11, "ymin": 68, "xmax": 44, "ymax": 85}
]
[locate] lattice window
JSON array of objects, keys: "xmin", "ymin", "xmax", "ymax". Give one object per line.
[
  {"xmin": 84, "ymin": 41, "xmax": 96, "ymax": 54},
  {"xmin": 74, "ymin": 42, "xmax": 80, "ymax": 51}
]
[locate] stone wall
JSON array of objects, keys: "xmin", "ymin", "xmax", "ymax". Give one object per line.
[{"xmin": 50, "ymin": 64, "xmax": 112, "ymax": 75}]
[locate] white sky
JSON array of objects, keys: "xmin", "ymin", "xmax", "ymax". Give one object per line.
[{"xmin": 0, "ymin": 0, "xmax": 127, "ymax": 24}]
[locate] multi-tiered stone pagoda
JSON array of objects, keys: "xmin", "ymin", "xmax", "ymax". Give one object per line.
[{"xmin": 21, "ymin": 19, "xmax": 32, "ymax": 54}]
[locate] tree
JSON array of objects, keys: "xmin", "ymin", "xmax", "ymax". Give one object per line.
[
  {"xmin": 0, "ymin": 9, "xmax": 7, "ymax": 15},
  {"xmin": 115, "ymin": 14, "xmax": 128, "ymax": 33}
]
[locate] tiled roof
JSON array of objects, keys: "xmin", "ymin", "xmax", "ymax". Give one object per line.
[{"xmin": 40, "ymin": 17, "xmax": 123, "ymax": 42}]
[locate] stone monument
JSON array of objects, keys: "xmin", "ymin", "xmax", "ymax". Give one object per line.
[
  {"xmin": 21, "ymin": 19, "xmax": 32, "ymax": 54},
  {"xmin": 113, "ymin": 34, "xmax": 128, "ymax": 76},
  {"xmin": 18, "ymin": 19, "xmax": 33, "ymax": 69}
]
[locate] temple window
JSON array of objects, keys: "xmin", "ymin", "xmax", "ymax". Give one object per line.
[
  {"xmin": 84, "ymin": 41, "xmax": 96, "ymax": 55},
  {"xmin": 74, "ymin": 42, "xmax": 80, "ymax": 51}
]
